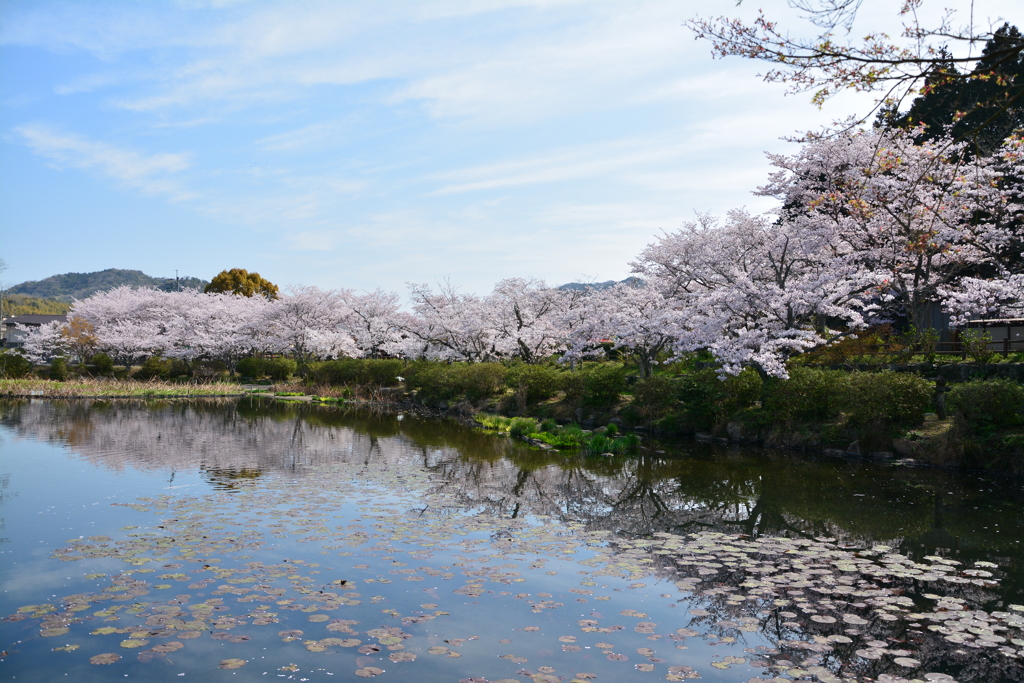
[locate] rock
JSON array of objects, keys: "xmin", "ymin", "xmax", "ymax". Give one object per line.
[
  {"xmin": 892, "ymin": 440, "xmax": 915, "ymax": 458},
  {"xmin": 870, "ymin": 451, "xmax": 895, "ymax": 460},
  {"xmin": 695, "ymin": 432, "xmax": 714, "ymax": 443},
  {"xmin": 823, "ymin": 449, "xmax": 847, "ymax": 458},
  {"xmin": 725, "ymin": 422, "xmax": 744, "ymax": 442}
]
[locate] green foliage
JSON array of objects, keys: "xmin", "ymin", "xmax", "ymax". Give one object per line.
[
  {"xmin": 405, "ymin": 362, "xmax": 508, "ymax": 403},
  {"xmin": 204, "ymin": 268, "xmax": 279, "ymax": 299},
  {"xmin": 275, "ymin": 392, "xmax": 305, "ymax": 397},
  {"xmin": 540, "ymin": 418, "xmax": 558, "ymax": 432},
  {"xmin": 307, "ymin": 359, "xmax": 404, "ymax": 387},
  {"xmin": 532, "ymin": 430, "xmax": 586, "ymax": 447},
  {"xmin": 474, "ymin": 413, "xmax": 513, "ymax": 431},
  {"xmin": 629, "ymin": 375, "xmax": 678, "ymax": 421},
  {"xmin": 134, "ymin": 356, "xmax": 172, "ymax": 380},
  {"xmin": 508, "ymin": 417, "xmax": 539, "ymax": 438},
  {"xmin": 48, "ymin": 357, "xmax": 69, "ymax": 381},
  {"xmin": 238, "ymin": 357, "xmax": 297, "ymax": 381},
  {"xmin": 236, "ymin": 357, "xmax": 263, "ymax": 378},
  {"xmin": 1, "ymin": 294, "xmax": 70, "ymax": 316},
  {"xmin": 762, "ymin": 367, "xmax": 846, "ymax": 423},
  {"xmin": 505, "ymin": 364, "xmax": 560, "ymax": 404},
  {"xmin": 580, "ymin": 364, "xmax": 627, "ymax": 407},
  {"xmin": 604, "ymin": 423, "xmax": 618, "ymax": 437},
  {"xmin": 266, "ymin": 358, "xmax": 297, "ymax": 381},
  {"xmin": 960, "ymin": 328, "xmax": 996, "ymax": 363},
  {"xmin": 89, "ymin": 353, "xmax": 114, "ymax": 374},
  {"xmin": 677, "ymin": 368, "xmax": 762, "ymax": 430},
  {"xmin": 0, "ymin": 351, "xmax": 32, "ymax": 379},
  {"xmin": 842, "ymin": 371, "xmax": 932, "ymax": 431},
  {"xmin": 948, "ymin": 378, "xmax": 1024, "ymax": 433}
]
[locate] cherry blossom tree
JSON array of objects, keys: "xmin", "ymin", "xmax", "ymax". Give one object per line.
[
  {"xmin": 758, "ymin": 128, "xmax": 1021, "ymax": 333},
  {"xmin": 633, "ymin": 209, "xmax": 878, "ymax": 378},
  {"xmin": 485, "ymin": 278, "xmax": 567, "ymax": 363},
  {"xmin": 405, "ymin": 281, "xmax": 494, "ymax": 362},
  {"xmin": 340, "ymin": 288, "xmax": 408, "ymax": 358},
  {"xmin": 267, "ymin": 286, "xmax": 358, "ymax": 362}
]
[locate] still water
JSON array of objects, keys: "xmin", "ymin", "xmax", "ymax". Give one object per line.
[{"xmin": 0, "ymin": 398, "xmax": 1022, "ymax": 682}]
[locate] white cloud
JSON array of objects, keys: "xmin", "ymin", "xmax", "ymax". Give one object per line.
[{"xmin": 12, "ymin": 124, "xmax": 196, "ymax": 200}]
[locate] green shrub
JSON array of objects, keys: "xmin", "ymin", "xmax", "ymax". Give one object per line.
[
  {"xmin": 509, "ymin": 417, "xmax": 539, "ymax": 438},
  {"xmin": 841, "ymin": 371, "xmax": 931, "ymax": 431},
  {"xmin": 265, "ymin": 358, "xmax": 296, "ymax": 381},
  {"xmin": 948, "ymin": 378, "xmax": 1024, "ymax": 432},
  {"xmin": 540, "ymin": 418, "xmax": 558, "ymax": 432},
  {"xmin": 762, "ymin": 367, "xmax": 846, "ymax": 423},
  {"xmin": 458, "ymin": 363, "xmax": 507, "ymax": 401},
  {"xmin": 89, "ymin": 352, "xmax": 114, "ymax": 375},
  {"xmin": 0, "ymin": 351, "xmax": 32, "ymax": 378},
  {"xmin": 48, "ymin": 357, "xmax": 69, "ymax": 381},
  {"xmin": 960, "ymin": 328, "xmax": 996, "ymax": 363},
  {"xmin": 309, "ymin": 358, "xmax": 404, "ymax": 386},
  {"xmin": 604, "ymin": 423, "xmax": 618, "ymax": 437},
  {"xmin": 237, "ymin": 357, "xmax": 265, "ymax": 378},
  {"xmin": 505, "ymin": 364, "xmax": 561, "ymax": 404},
  {"xmin": 560, "ymin": 370, "xmax": 588, "ymax": 404},
  {"xmin": 630, "ymin": 375, "xmax": 678, "ymax": 421},
  {"xmin": 677, "ymin": 368, "xmax": 762, "ymax": 430},
  {"xmin": 134, "ymin": 356, "xmax": 171, "ymax": 380},
  {"xmin": 582, "ymin": 364, "xmax": 627, "ymax": 407},
  {"xmin": 475, "ymin": 413, "xmax": 513, "ymax": 431},
  {"xmin": 586, "ymin": 433, "xmax": 611, "ymax": 454}
]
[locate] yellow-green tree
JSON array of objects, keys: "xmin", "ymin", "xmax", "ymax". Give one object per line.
[{"xmin": 204, "ymin": 268, "xmax": 279, "ymax": 299}]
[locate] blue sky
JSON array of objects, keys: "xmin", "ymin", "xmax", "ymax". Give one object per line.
[{"xmin": 1, "ymin": 0, "xmax": 1018, "ymax": 294}]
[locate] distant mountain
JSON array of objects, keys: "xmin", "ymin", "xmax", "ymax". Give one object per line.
[
  {"xmin": 6, "ymin": 269, "xmax": 208, "ymax": 303},
  {"xmin": 557, "ymin": 277, "xmax": 643, "ymax": 291}
]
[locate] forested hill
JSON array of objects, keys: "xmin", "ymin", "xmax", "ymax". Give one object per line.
[{"xmin": 7, "ymin": 269, "xmax": 208, "ymax": 302}]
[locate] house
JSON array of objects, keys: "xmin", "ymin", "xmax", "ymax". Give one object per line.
[{"xmin": 1, "ymin": 314, "xmax": 68, "ymax": 348}]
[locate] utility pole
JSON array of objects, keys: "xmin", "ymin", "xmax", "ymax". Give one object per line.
[{"xmin": 176, "ymin": 270, "xmax": 180, "ymax": 292}]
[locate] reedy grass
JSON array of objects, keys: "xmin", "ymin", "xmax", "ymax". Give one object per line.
[{"xmin": 0, "ymin": 378, "xmax": 247, "ymax": 398}]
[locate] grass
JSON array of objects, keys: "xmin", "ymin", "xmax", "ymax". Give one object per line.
[
  {"xmin": 473, "ymin": 412, "xmax": 640, "ymax": 455},
  {"xmin": 0, "ymin": 378, "xmax": 248, "ymax": 398}
]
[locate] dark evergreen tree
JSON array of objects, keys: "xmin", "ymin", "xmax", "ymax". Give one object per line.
[{"xmin": 890, "ymin": 24, "xmax": 1024, "ymax": 156}]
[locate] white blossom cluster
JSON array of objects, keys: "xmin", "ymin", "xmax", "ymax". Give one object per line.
[{"xmin": 20, "ymin": 129, "xmax": 1024, "ymax": 378}]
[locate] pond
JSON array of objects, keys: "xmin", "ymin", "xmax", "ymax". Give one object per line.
[{"xmin": 0, "ymin": 398, "xmax": 1022, "ymax": 683}]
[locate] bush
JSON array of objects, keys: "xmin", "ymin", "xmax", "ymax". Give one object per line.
[
  {"xmin": 134, "ymin": 356, "xmax": 171, "ymax": 380},
  {"xmin": 581, "ymin": 364, "xmax": 627, "ymax": 407},
  {"xmin": 948, "ymin": 378, "xmax": 1024, "ymax": 432},
  {"xmin": 236, "ymin": 357, "xmax": 265, "ymax": 378},
  {"xmin": 841, "ymin": 371, "xmax": 931, "ymax": 431},
  {"xmin": 0, "ymin": 351, "xmax": 32, "ymax": 379},
  {"xmin": 308, "ymin": 358, "xmax": 403, "ymax": 386},
  {"xmin": 505, "ymin": 364, "xmax": 561, "ymax": 404},
  {"xmin": 630, "ymin": 375, "xmax": 678, "ymax": 421},
  {"xmin": 762, "ymin": 367, "xmax": 845, "ymax": 423},
  {"xmin": 89, "ymin": 353, "xmax": 114, "ymax": 375},
  {"xmin": 509, "ymin": 417, "xmax": 539, "ymax": 438},
  {"xmin": 458, "ymin": 363, "xmax": 508, "ymax": 401},
  {"xmin": 405, "ymin": 362, "xmax": 508, "ymax": 403},
  {"xmin": 265, "ymin": 358, "xmax": 297, "ymax": 381},
  {"xmin": 960, "ymin": 328, "xmax": 996, "ymax": 363},
  {"xmin": 237, "ymin": 357, "xmax": 297, "ymax": 381},
  {"xmin": 48, "ymin": 357, "xmax": 69, "ymax": 381},
  {"xmin": 677, "ymin": 368, "xmax": 762, "ymax": 430}
]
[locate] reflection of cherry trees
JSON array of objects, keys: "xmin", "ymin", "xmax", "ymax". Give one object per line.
[{"xmin": 2, "ymin": 399, "xmax": 1022, "ymax": 679}]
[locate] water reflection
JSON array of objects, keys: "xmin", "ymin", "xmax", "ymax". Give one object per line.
[
  {"xmin": 1, "ymin": 397, "xmax": 1022, "ymax": 600},
  {"xmin": 1, "ymin": 398, "xmax": 1023, "ymax": 682}
]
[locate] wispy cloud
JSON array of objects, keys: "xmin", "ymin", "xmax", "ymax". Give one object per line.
[{"xmin": 12, "ymin": 124, "xmax": 195, "ymax": 200}]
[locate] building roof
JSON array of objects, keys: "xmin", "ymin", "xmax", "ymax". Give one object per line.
[{"xmin": 2, "ymin": 314, "xmax": 68, "ymax": 327}]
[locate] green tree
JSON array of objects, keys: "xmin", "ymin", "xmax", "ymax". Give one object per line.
[
  {"xmin": 204, "ymin": 268, "xmax": 279, "ymax": 299},
  {"xmin": 881, "ymin": 24, "xmax": 1024, "ymax": 157}
]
